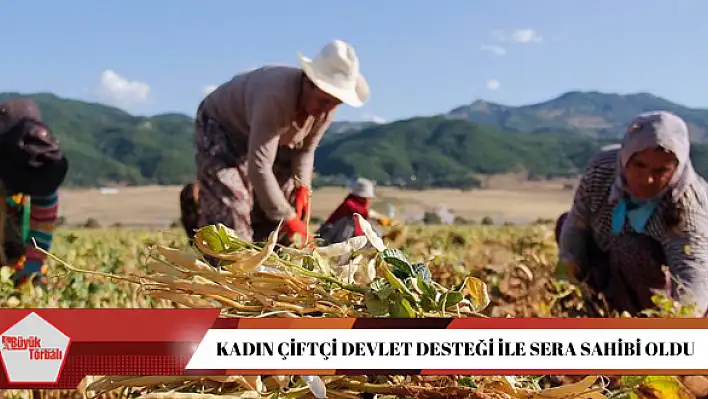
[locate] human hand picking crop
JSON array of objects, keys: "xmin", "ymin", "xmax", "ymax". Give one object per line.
[
  {"xmin": 294, "ymin": 185, "xmax": 311, "ymax": 220},
  {"xmin": 283, "ymin": 217, "xmax": 314, "ymax": 248},
  {"xmin": 555, "ymin": 259, "xmax": 581, "ymax": 285}
]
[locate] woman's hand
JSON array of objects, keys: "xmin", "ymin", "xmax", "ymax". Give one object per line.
[
  {"xmin": 283, "ymin": 217, "xmax": 313, "ymax": 248},
  {"xmin": 294, "ymin": 186, "xmax": 310, "ymax": 220},
  {"xmin": 555, "ymin": 260, "xmax": 581, "ymax": 284}
]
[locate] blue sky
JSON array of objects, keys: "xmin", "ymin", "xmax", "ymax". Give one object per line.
[{"xmin": 3, "ymin": 0, "xmax": 708, "ymax": 122}]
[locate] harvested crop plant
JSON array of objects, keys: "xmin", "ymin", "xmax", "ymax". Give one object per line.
[{"xmin": 41, "ymin": 217, "xmax": 690, "ymax": 398}]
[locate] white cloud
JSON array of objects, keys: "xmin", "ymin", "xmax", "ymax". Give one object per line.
[
  {"xmin": 511, "ymin": 29, "xmax": 543, "ymax": 43},
  {"xmin": 486, "ymin": 80, "xmax": 500, "ymax": 90},
  {"xmin": 96, "ymin": 70, "xmax": 150, "ymax": 106},
  {"xmin": 202, "ymin": 85, "xmax": 218, "ymax": 96},
  {"xmin": 490, "ymin": 29, "xmax": 544, "ymax": 44},
  {"xmin": 480, "ymin": 45, "xmax": 507, "ymax": 56},
  {"xmin": 362, "ymin": 114, "xmax": 386, "ymax": 124}
]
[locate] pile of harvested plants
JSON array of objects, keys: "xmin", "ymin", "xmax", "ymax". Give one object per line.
[
  {"xmin": 49, "ymin": 217, "xmax": 692, "ymax": 398},
  {"xmin": 57, "ymin": 215, "xmax": 492, "ymax": 319}
]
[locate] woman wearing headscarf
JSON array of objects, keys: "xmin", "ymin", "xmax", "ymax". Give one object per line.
[
  {"xmin": 194, "ymin": 40, "xmax": 369, "ymax": 248},
  {"xmin": 317, "ymin": 178, "xmax": 391, "ymax": 245},
  {"xmin": 0, "ymin": 98, "xmax": 68, "ymax": 289},
  {"xmin": 555, "ymin": 110, "xmax": 708, "ymax": 317}
]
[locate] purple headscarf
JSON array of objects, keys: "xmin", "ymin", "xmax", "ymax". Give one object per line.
[{"xmin": 609, "ymin": 110, "xmax": 697, "ymax": 204}]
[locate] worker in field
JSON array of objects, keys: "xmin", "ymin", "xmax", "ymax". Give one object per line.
[
  {"xmin": 179, "ymin": 181, "xmax": 199, "ymax": 242},
  {"xmin": 192, "ymin": 40, "xmax": 369, "ymax": 248},
  {"xmin": 317, "ymin": 178, "xmax": 392, "ymax": 245},
  {"xmin": 0, "ymin": 98, "xmax": 68, "ymax": 289},
  {"xmin": 555, "ymin": 110, "xmax": 708, "ymax": 317}
]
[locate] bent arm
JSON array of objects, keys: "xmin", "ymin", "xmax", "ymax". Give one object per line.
[
  {"xmin": 290, "ymin": 113, "xmax": 333, "ymax": 189},
  {"xmin": 247, "ymin": 95, "xmax": 296, "ymax": 222},
  {"xmin": 661, "ymin": 203, "xmax": 708, "ymax": 315},
  {"xmin": 345, "ymin": 199, "xmax": 370, "ymax": 219},
  {"xmin": 558, "ymin": 172, "xmax": 594, "ymax": 268}
]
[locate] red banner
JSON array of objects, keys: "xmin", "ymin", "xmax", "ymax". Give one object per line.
[{"xmin": 0, "ymin": 310, "xmax": 705, "ymax": 389}]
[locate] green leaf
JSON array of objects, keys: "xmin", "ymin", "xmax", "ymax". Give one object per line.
[
  {"xmin": 216, "ymin": 225, "xmax": 237, "ymax": 248},
  {"xmin": 420, "ymin": 295, "xmax": 437, "ymax": 312},
  {"xmin": 302, "ymin": 256, "xmax": 316, "ymax": 271},
  {"xmin": 197, "ymin": 225, "xmax": 226, "ymax": 252},
  {"xmin": 412, "ymin": 263, "xmax": 432, "ymax": 283},
  {"xmin": 639, "ymin": 376, "xmax": 694, "ymax": 399},
  {"xmin": 621, "ymin": 376, "xmax": 646, "ymax": 389},
  {"xmin": 381, "ymin": 248, "xmax": 415, "ymax": 277},
  {"xmin": 457, "ymin": 377, "xmax": 477, "ymax": 388},
  {"xmin": 416, "ymin": 278, "xmax": 436, "ymax": 300},
  {"xmin": 380, "ymin": 261, "xmax": 417, "ymax": 300},
  {"xmin": 389, "ymin": 294, "xmax": 416, "ymax": 318},
  {"xmin": 438, "ymin": 291, "xmax": 464, "ymax": 310},
  {"xmin": 376, "ymin": 285, "xmax": 395, "ymax": 301},
  {"xmin": 370, "ymin": 277, "xmax": 387, "ymax": 291},
  {"xmin": 365, "ymin": 293, "xmax": 390, "ymax": 316},
  {"xmin": 370, "ymin": 277, "xmax": 395, "ymax": 301},
  {"xmin": 679, "ymin": 303, "xmax": 698, "ymax": 317}
]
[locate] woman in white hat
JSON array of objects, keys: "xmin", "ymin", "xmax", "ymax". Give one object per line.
[
  {"xmin": 317, "ymin": 178, "xmax": 392, "ymax": 245},
  {"xmin": 190, "ymin": 40, "xmax": 369, "ymax": 250}
]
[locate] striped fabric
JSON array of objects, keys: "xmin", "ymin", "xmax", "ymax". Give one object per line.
[
  {"xmin": 559, "ymin": 149, "xmax": 708, "ymax": 314},
  {"xmin": 23, "ymin": 192, "xmax": 58, "ymax": 263}
]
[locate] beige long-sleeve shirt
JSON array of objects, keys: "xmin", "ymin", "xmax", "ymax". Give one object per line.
[{"xmin": 201, "ymin": 66, "xmax": 334, "ymax": 221}]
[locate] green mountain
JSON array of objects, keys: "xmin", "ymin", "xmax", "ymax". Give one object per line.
[
  {"xmin": 327, "ymin": 121, "xmax": 378, "ymax": 135},
  {"xmin": 316, "ymin": 115, "xmax": 708, "ymax": 188},
  {"xmin": 315, "ymin": 116, "xmax": 614, "ymax": 188},
  {"xmin": 3, "ymin": 91, "xmax": 708, "ymax": 188},
  {"xmin": 447, "ymin": 91, "xmax": 708, "ymax": 142}
]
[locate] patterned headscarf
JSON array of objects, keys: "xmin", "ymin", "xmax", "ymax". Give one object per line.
[{"xmin": 609, "ymin": 110, "xmax": 697, "ymax": 204}]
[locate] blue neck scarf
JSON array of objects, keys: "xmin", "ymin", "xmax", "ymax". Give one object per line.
[{"xmin": 611, "ymin": 196, "xmax": 661, "ymax": 235}]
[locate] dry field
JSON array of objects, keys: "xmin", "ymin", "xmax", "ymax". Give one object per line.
[{"xmin": 58, "ymin": 180, "xmax": 575, "ymax": 228}]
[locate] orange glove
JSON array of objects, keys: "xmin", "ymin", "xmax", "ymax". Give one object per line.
[
  {"xmin": 283, "ymin": 217, "xmax": 312, "ymax": 248},
  {"xmin": 294, "ymin": 186, "xmax": 310, "ymax": 220}
]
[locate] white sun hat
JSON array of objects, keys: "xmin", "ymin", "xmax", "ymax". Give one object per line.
[
  {"xmin": 350, "ymin": 178, "xmax": 375, "ymax": 198},
  {"xmin": 298, "ymin": 40, "xmax": 369, "ymax": 108}
]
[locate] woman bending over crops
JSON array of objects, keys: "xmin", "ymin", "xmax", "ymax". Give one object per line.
[
  {"xmin": 194, "ymin": 40, "xmax": 369, "ymax": 248},
  {"xmin": 0, "ymin": 98, "xmax": 68, "ymax": 289},
  {"xmin": 555, "ymin": 110, "xmax": 708, "ymax": 316},
  {"xmin": 317, "ymin": 178, "xmax": 391, "ymax": 245}
]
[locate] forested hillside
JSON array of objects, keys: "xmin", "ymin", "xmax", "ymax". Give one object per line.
[{"xmin": 4, "ymin": 91, "xmax": 708, "ymax": 188}]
